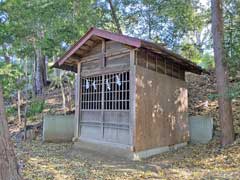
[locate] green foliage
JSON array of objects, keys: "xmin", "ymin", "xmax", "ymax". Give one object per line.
[
  {"xmin": 26, "ymin": 98, "xmax": 45, "ymax": 118},
  {"xmin": 113, "ymin": 0, "xmax": 210, "ymax": 49},
  {"xmin": 0, "ymin": 62, "xmax": 25, "ymax": 98},
  {"xmin": 6, "ymin": 106, "xmax": 17, "ymax": 117},
  {"xmin": 199, "ymin": 54, "xmax": 215, "ymax": 69},
  {"xmin": 1, "ymin": 0, "xmax": 212, "ymax": 65},
  {"xmin": 1, "ymin": 0, "xmax": 102, "ymax": 58},
  {"xmin": 228, "ymin": 83, "xmax": 240, "ymax": 99},
  {"xmin": 208, "ymin": 82, "xmax": 240, "ymax": 101},
  {"xmin": 223, "ymin": 0, "xmax": 240, "ymax": 98},
  {"xmin": 180, "ymin": 43, "xmax": 214, "ymax": 69}
]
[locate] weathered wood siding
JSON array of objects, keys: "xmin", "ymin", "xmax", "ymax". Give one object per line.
[
  {"xmin": 134, "ymin": 66, "xmax": 189, "ymax": 152},
  {"xmin": 136, "ymin": 49, "xmax": 185, "ymax": 81},
  {"xmin": 81, "ymin": 41, "xmax": 130, "ymax": 77},
  {"xmin": 79, "ymin": 40, "xmax": 132, "ymax": 146},
  {"xmin": 77, "ymin": 40, "xmax": 189, "ymax": 150}
]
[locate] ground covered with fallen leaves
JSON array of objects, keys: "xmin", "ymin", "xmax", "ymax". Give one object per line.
[{"xmin": 15, "ymin": 138, "xmax": 240, "ymax": 180}]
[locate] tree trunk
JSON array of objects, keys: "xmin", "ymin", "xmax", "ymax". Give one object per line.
[
  {"xmin": 211, "ymin": 0, "xmax": 234, "ymax": 146},
  {"xmin": 35, "ymin": 51, "xmax": 47, "ymax": 90},
  {"xmin": 60, "ymin": 81, "xmax": 66, "ymax": 115},
  {"xmin": 17, "ymin": 90, "xmax": 21, "ymax": 125},
  {"xmin": 35, "ymin": 48, "xmax": 43, "ymax": 96},
  {"xmin": 41, "ymin": 56, "xmax": 48, "ymax": 86},
  {"xmin": 24, "ymin": 105, "xmax": 27, "ymax": 141},
  {"xmin": 0, "ymin": 85, "xmax": 22, "ymax": 180},
  {"xmin": 24, "ymin": 58, "xmax": 28, "ymax": 77},
  {"xmin": 107, "ymin": 0, "xmax": 122, "ymax": 34},
  {"xmin": 32, "ymin": 57, "xmax": 36, "ymax": 97},
  {"xmin": 23, "ymin": 90, "xmax": 28, "ymax": 141},
  {"xmin": 67, "ymin": 86, "xmax": 72, "ymax": 112},
  {"xmin": 147, "ymin": 10, "xmax": 152, "ymax": 40},
  {"xmin": 44, "ymin": 56, "xmax": 48, "ymax": 85}
]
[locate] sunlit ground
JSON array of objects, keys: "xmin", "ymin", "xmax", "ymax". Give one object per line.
[{"xmin": 15, "ymin": 138, "xmax": 240, "ymax": 180}]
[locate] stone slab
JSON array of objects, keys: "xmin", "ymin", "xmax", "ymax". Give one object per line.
[{"xmin": 189, "ymin": 115, "xmax": 213, "ymax": 144}]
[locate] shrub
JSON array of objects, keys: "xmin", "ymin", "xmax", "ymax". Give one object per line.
[
  {"xmin": 26, "ymin": 99, "xmax": 45, "ymax": 118},
  {"xmin": 6, "ymin": 106, "xmax": 17, "ymax": 117}
]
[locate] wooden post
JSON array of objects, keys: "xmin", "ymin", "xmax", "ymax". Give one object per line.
[
  {"xmin": 101, "ymin": 75, "xmax": 105, "ymax": 138},
  {"xmin": 101, "ymin": 39, "xmax": 106, "ymax": 138},
  {"xmin": 129, "ymin": 49, "xmax": 136, "ymax": 151},
  {"xmin": 73, "ymin": 62, "xmax": 81, "ymax": 141}
]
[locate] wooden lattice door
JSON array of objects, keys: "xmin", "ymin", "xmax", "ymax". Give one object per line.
[{"xmin": 80, "ymin": 72, "xmax": 130, "ymax": 145}]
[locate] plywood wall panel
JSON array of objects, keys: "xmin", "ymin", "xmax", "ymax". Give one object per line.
[{"xmin": 134, "ymin": 66, "xmax": 189, "ymax": 152}]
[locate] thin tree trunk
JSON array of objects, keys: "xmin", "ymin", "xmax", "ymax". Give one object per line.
[
  {"xmin": 32, "ymin": 57, "xmax": 36, "ymax": 98},
  {"xmin": 24, "ymin": 90, "xmax": 28, "ymax": 141},
  {"xmin": 60, "ymin": 82, "xmax": 66, "ymax": 115},
  {"xmin": 67, "ymin": 86, "xmax": 72, "ymax": 112},
  {"xmin": 35, "ymin": 48, "xmax": 43, "ymax": 96},
  {"xmin": 24, "ymin": 105, "xmax": 27, "ymax": 141},
  {"xmin": 24, "ymin": 58, "xmax": 28, "ymax": 77},
  {"xmin": 17, "ymin": 90, "xmax": 21, "ymax": 125},
  {"xmin": 45, "ymin": 56, "xmax": 48, "ymax": 85},
  {"xmin": 41, "ymin": 56, "xmax": 47, "ymax": 86},
  {"xmin": 147, "ymin": 10, "xmax": 152, "ymax": 40},
  {"xmin": 0, "ymin": 85, "xmax": 22, "ymax": 180},
  {"xmin": 107, "ymin": 0, "xmax": 122, "ymax": 34},
  {"xmin": 211, "ymin": 0, "xmax": 234, "ymax": 146}
]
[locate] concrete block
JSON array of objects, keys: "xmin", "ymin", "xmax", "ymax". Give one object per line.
[
  {"xmin": 189, "ymin": 115, "xmax": 213, "ymax": 144},
  {"xmin": 43, "ymin": 114, "xmax": 74, "ymax": 142}
]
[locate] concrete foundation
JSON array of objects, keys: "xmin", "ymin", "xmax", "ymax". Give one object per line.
[
  {"xmin": 132, "ymin": 142, "xmax": 187, "ymax": 160},
  {"xmin": 74, "ymin": 139, "xmax": 187, "ymax": 160}
]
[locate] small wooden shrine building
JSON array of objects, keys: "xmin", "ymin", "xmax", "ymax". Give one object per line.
[{"xmin": 53, "ymin": 28, "xmax": 204, "ymax": 159}]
